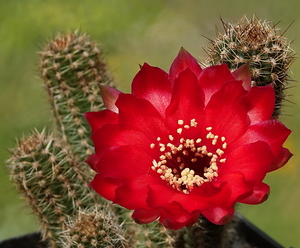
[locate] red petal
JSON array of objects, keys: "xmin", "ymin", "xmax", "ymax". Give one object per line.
[
  {"xmin": 116, "ymin": 93, "xmax": 168, "ymax": 138},
  {"xmin": 221, "ymin": 141, "xmax": 273, "ymax": 183},
  {"xmin": 232, "ymin": 63, "xmax": 252, "ymax": 91},
  {"xmin": 94, "ymin": 146, "xmax": 156, "ymax": 180},
  {"xmin": 216, "ymin": 172, "xmax": 253, "ymax": 204},
  {"xmin": 158, "ymin": 201, "xmax": 199, "ymax": 230},
  {"xmin": 84, "ymin": 110, "xmax": 118, "ymax": 134},
  {"xmin": 165, "ymin": 68, "xmax": 205, "ymax": 134},
  {"xmin": 147, "ymin": 184, "xmax": 209, "ymax": 214},
  {"xmin": 132, "ymin": 209, "xmax": 160, "ymax": 224},
  {"xmin": 89, "ymin": 174, "xmax": 122, "ymax": 201},
  {"xmin": 204, "ymin": 80, "xmax": 249, "ymax": 144},
  {"xmin": 99, "ymin": 85, "xmax": 122, "ymax": 113},
  {"xmin": 169, "ymin": 47, "xmax": 202, "ymax": 82},
  {"xmin": 239, "ymin": 182, "xmax": 270, "ymax": 204},
  {"xmin": 147, "ymin": 181, "xmax": 235, "ymax": 216},
  {"xmin": 246, "ymin": 85, "xmax": 275, "ymax": 124},
  {"xmin": 114, "ymin": 178, "xmax": 152, "ymax": 209},
  {"xmin": 268, "ymin": 147, "xmax": 293, "ymax": 172},
  {"xmin": 85, "ymin": 154, "xmax": 100, "ymax": 172},
  {"xmin": 231, "ymin": 120, "xmax": 291, "ymax": 157},
  {"xmin": 201, "ymin": 206, "xmax": 234, "ymax": 225},
  {"xmin": 91, "ymin": 123, "xmax": 157, "ymax": 158},
  {"xmin": 131, "ymin": 63, "xmax": 172, "ymax": 117},
  {"xmin": 198, "ymin": 64, "xmax": 236, "ymax": 105}
]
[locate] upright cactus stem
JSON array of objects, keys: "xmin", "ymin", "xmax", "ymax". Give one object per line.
[
  {"xmin": 39, "ymin": 31, "xmax": 114, "ymax": 160},
  {"xmin": 205, "ymin": 16, "xmax": 295, "ymax": 118},
  {"xmin": 8, "ymin": 130, "xmax": 100, "ymax": 247}
]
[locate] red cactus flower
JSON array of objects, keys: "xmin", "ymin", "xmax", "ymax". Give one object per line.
[{"xmin": 85, "ymin": 48, "xmax": 292, "ymax": 230}]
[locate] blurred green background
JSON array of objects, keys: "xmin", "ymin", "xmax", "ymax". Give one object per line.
[{"xmin": 0, "ymin": 0, "xmax": 299, "ymax": 247}]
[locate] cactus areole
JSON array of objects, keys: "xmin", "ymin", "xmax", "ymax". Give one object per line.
[{"xmin": 85, "ymin": 48, "xmax": 292, "ymax": 230}]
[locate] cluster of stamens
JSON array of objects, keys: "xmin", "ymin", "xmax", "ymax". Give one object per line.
[{"xmin": 150, "ymin": 119, "xmax": 227, "ymax": 194}]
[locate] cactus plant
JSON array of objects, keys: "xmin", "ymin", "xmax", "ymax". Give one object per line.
[
  {"xmin": 204, "ymin": 16, "xmax": 295, "ymax": 118},
  {"xmin": 6, "ymin": 17, "xmax": 294, "ymax": 248}
]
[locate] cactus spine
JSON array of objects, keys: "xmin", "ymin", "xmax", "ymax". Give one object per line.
[{"xmin": 205, "ymin": 16, "xmax": 295, "ymax": 118}]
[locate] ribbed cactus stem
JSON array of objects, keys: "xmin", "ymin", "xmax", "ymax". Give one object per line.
[
  {"xmin": 59, "ymin": 205, "xmax": 128, "ymax": 248},
  {"xmin": 39, "ymin": 31, "xmax": 114, "ymax": 160},
  {"xmin": 7, "ymin": 130, "xmax": 100, "ymax": 247},
  {"xmin": 205, "ymin": 16, "xmax": 295, "ymax": 118}
]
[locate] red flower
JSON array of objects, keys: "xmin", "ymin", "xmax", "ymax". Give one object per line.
[{"xmin": 85, "ymin": 48, "xmax": 292, "ymax": 230}]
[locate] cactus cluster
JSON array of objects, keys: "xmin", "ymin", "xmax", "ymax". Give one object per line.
[
  {"xmin": 6, "ymin": 16, "xmax": 294, "ymax": 248},
  {"xmin": 205, "ymin": 16, "xmax": 295, "ymax": 118}
]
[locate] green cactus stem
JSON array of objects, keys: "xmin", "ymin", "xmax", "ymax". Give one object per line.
[
  {"xmin": 39, "ymin": 31, "xmax": 114, "ymax": 160},
  {"xmin": 205, "ymin": 16, "xmax": 295, "ymax": 118},
  {"xmin": 7, "ymin": 129, "xmax": 102, "ymax": 247}
]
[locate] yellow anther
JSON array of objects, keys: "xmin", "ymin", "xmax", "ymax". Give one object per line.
[
  {"xmin": 178, "ymin": 120, "xmax": 184, "ymax": 125},
  {"xmin": 216, "ymin": 149, "xmax": 224, "ymax": 156},
  {"xmin": 152, "ymin": 160, "xmax": 159, "ymax": 168},
  {"xmin": 160, "ymin": 147, "xmax": 165, "ymax": 152},
  {"xmin": 165, "ymin": 152, "xmax": 172, "ymax": 159},
  {"xmin": 190, "ymin": 119, "xmax": 198, "ymax": 127},
  {"xmin": 177, "ymin": 128, "xmax": 183, "ymax": 134},
  {"xmin": 159, "ymin": 155, "xmax": 166, "ymax": 160}
]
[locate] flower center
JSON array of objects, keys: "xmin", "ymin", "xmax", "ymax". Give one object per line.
[{"xmin": 150, "ymin": 119, "xmax": 227, "ymax": 194}]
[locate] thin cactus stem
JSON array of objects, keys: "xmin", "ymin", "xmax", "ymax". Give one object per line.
[{"xmin": 39, "ymin": 30, "xmax": 114, "ymax": 161}]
